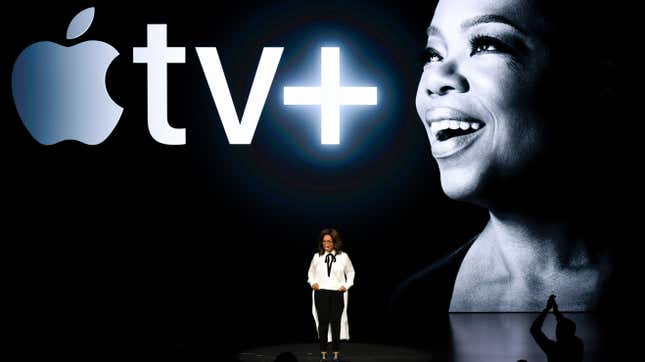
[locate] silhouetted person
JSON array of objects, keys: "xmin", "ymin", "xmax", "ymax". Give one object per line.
[
  {"xmin": 274, "ymin": 351, "xmax": 298, "ymax": 362},
  {"xmin": 530, "ymin": 295, "xmax": 583, "ymax": 362}
]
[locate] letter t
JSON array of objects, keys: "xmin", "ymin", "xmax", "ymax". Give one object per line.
[{"xmin": 133, "ymin": 24, "xmax": 186, "ymax": 145}]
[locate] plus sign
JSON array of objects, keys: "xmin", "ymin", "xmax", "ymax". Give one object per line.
[{"xmin": 283, "ymin": 47, "xmax": 377, "ymax": 145}]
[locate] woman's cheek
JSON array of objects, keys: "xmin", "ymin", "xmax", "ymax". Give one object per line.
[
  {"xmin": 415, "ymin": 78, "xmax": 427, "ymax": 120},
  {"xmin": 469, "ymin": 59, "xmax": 524, "ymax": 104}
]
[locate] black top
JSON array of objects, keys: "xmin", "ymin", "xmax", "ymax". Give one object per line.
[{"xmin": 387, "ymin": 238, "xmax": 475, "ymax": 349}]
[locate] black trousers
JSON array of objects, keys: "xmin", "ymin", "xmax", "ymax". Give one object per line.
[{"xmin": 314, "ymin": 289, "xmax": 344, "ymax": 352}]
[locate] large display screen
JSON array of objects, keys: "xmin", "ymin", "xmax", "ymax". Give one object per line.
[{"xmin": 5, "ymin": 0, "xmax": 634, "ymax": 360}]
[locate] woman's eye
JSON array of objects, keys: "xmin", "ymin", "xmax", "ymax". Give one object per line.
[
  {"xmin": 474, "ymin": 43, "xmax": 497, "ymax": 53},
  {"xmin": 423, "ymin": 47, "xmax": 443, "ymax": 64},
  {"xmin": 470, "ymin": 35, "xmax": 514, "ymax": 56}
]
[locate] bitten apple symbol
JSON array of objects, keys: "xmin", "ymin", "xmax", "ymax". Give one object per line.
[{"xmin": 12, "ymin": 7, "xmax": 122, "ymax": 145}]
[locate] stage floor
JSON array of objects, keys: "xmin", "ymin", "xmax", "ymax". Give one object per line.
[
  {"xmin": 235, "ymin": 313, "xmax": 616, "ymax": 362},
  {"xmin": 237, "ymin": 343, "xmax": 433, "ymax": 361}
]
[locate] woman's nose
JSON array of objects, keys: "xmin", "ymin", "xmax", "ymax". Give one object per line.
[{"xmin": 423, "ymin": 61, "xmax": 469, "ymax": 96}]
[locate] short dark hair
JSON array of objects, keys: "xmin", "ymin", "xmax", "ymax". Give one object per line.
[
  {"xmin": 317, "ymin": 228, "xmax": 343, "ymax": 255},
  {"xmin": 274, "ymin": 351, "xmax": 298, "ymax": 362},
  {"xmin": 529, "ymin": 1, "xmax": 626, "ymax": 254}
]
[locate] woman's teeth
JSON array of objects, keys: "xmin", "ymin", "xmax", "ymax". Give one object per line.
[{"xmin": 430, "ymin": 120, "xmax": 484, "ymax": 141}]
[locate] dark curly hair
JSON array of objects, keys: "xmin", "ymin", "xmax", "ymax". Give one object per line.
[{"xmin": 317, "ymin": 228, "xmax": 343, "ymax": 255}]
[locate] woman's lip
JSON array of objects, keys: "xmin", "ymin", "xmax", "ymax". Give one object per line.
[
  {"xmin": 424, "ymin": 107, "xmax": 485, "ymax": 125},
  {"xmin": 430, "ymin": 130, "xmax": 484, "ymax": 159},
  {"xmin": 423, "ymin": 107, "xmax": 486, "ymax": 159}
]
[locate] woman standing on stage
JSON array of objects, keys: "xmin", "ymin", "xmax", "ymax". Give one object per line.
[{"xmin": 308, "ymin": 228, "xmax": 355, "ymax": 361}]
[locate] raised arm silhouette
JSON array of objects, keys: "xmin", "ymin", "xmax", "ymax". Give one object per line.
[{"xmin": 530, "ymin": 295, "xmax": 584, "ymax": 362}]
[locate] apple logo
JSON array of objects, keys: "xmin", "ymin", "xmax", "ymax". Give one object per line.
[{"xmin": 12, "ymin": 7, "xmax": 122, "ymax": 145}]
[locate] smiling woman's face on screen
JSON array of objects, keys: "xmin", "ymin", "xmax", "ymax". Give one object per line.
[{"xmin": 415, "ymin": 0, "xmax": 558, "ymax": 206}]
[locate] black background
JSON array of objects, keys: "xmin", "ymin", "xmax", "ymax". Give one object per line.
[{"xmin": 3, "ymin": 1, "xmax": 639, "ymax": 361}]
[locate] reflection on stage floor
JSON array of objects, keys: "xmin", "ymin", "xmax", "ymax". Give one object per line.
[{"xmin": 236, "ymin": 313, "xmax": 614, "ymax": 361}]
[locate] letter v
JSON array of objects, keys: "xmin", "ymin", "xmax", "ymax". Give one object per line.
[{"xmin": 196, "ymin": 47, "xmax": 283, "ymax": 144}]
